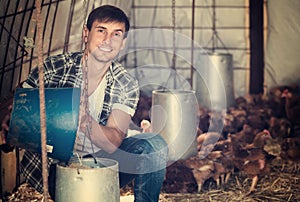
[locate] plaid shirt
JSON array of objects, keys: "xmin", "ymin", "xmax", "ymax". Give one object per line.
[{"xmin": 20, "ymin": 52, "xmax": 140, "ymax": 193}]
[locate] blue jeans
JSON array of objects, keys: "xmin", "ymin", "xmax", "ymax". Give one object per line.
[
  {"xmin": 93, "ymin": 133, "xmax": 168, "ymax": 202},
  {"xmin": 26, "ymin": 133, "xmax": 167, "ymax": 201}
]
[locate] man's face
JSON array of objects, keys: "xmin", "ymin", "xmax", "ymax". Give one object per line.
[{"xmin": 85, "ymin": 20, "xmax": 127, "ymax": 63}]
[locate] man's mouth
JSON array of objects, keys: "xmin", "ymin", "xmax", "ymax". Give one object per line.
[{"xmin": 98, "ymin": 46, "xmax": 112, "ymax": 52}]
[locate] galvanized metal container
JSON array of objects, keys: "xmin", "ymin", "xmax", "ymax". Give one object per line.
[
  {"xmin": 151, "ymin": 90, "xmax": 198, "ymax": 161},
  {"xmin": 193, "ymin": 53, "xmax": 235, "ymax": 110},
  {"xmin": 55, "ymin": 158, "xmax": 120, "ymax": 202}
]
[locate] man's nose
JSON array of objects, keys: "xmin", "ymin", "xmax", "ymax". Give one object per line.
[{"xmin": 103, "ymin": 34, "xmax": 112, "ymax": 44}]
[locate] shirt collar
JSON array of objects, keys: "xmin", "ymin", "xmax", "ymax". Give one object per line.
[{"xmin": 106, "ymin": 62, "xmax": 115, "ymax": 86}]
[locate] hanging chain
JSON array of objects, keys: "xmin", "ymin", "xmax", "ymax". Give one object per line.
[
  {"xmin": 82, "ymin": 52, "xmax": 97, "ymax": 164},
  {"xmin": 82, "ymin": 0, "xmax": 90, "ymax": 137},
  {"xmin": 81, "ymin": 0, "xmax": 97, "ymax": 163},
  {"xmin": 83, "ymin": 52, "xmax": 91, "ymax": 140},
  {"xmin": 165, "ymin": 0, "xmax": 177, "ymax": 90},
  {"xmin": 83, "ymin": 54, "xmax": 91, "ymax": 136},
  {"xmin": 212, "ymin": 0, "xmax": 216, "ymax": 52},
  {"xmin": 171, "ymin": 0, "xmax": 176, "ymax": 70},
  {"xmin": 83, "ymin": 0, "xmax": 88, "ymax": 27}
]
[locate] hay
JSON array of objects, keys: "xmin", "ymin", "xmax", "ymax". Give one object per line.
[
  {"xmin": 159, "ymin": 161, "xmax": 300, "ymax": 202},
  {"xmin": 5, "ymin": 183, "xmax": 54, "ymax": 202},
  {"xmin": 68, "ymin": 163, "xmax": 91, "ymax": 169},
  {"xmin": 6, "ymin": 161, "xmax": 300, "ymax": 201}
]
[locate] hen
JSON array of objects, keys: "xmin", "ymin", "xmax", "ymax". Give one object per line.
[
  {"xmin": 184, "ymin": 156, "xmax": 214, "ymax": 193},
  {"xmin": 207, "ymin": 148, "xmax": 234, "ymax": 188},
  {"xmin": 242, "ymin": 124, "xmax": 258, "ymax": 144},
  {"xmin": 231, "ymin": 129, "xmax": 273, "ymax": 194},
  {"xmin": 228, "ymin": 107, "xmax": 248, "ymax": 131},
  {"xmin": 280, "ymin": 137, "xmax": 300, "ymax": 171},
  {"xmin": 269, "ymin": 116, "xmax": 291, "ymax": 139},
  {"xmin": 197, "ymin": 132, "xmax": 223, "ymax": 158},
  {"xmin": 163, "ymin": 160, "xmax": 197, "ymax": 193},
  {"xmin": 198, "ymin": 106, "xmax": 210, "ymax": 133},
  {"xmin": 243, "ymin": 130, "xmax": 272, "ymax": 150},
  {"xmin": 281, "ymin": 88, "xmax": 300, "ymax": 137}
]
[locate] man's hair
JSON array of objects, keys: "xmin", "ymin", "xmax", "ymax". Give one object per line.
[{"xmin": 86, "ymin": 5, "xmax": 130, "ymax": 38}]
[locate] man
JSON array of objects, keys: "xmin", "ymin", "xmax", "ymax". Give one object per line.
[{"xmin": 2, "ymin": 5, "xmax": 167, "ymax": 201}]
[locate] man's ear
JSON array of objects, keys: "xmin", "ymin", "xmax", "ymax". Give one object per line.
[
  {"xmin": 120, "ymin": 38, "xmax": 127, "ymax": 50},
  {"xmin": 82, "ymin": 25, "xmax": 89, "ymax": 43}
]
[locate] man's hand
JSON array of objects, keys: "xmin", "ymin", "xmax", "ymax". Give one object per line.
[
  {"xmin": 0, "ymin": 81, "xmax": 24, "ymax": 152},
  {"xmin": 0, "ymin": 103, "xmax": 14, "ymax": 152},
  {"xmin": 0, "ymin": 100, "xmax": 12, "ymax": 144},
  {"xmin": 79, "ymin": 111, "xmax": 93, "ymax": 135}
]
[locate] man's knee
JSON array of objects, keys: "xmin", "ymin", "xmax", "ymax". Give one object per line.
[{"xmin": 133, "ymin": 133, "xmax": 168, "ymax": 154}]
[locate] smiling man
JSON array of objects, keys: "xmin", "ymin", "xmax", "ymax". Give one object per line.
[{"xmin": 2, "ymin": 5, "xmax": 168, "ymax": 202}]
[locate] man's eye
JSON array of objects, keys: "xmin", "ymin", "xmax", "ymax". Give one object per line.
[{"xmin": 114, "ymin": 32, "xmax": 123, "ymax": 37}]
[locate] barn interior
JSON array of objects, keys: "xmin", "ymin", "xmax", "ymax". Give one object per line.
[{"xmin": 0, "ymin": 0, "xmax": 300, "ymax": 201}]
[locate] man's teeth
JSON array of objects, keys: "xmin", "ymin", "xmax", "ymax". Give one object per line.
[{"xmin": 99, "ymin": 46, "xmax": 112, "ymax": 52}]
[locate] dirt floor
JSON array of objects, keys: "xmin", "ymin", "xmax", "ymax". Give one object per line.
[
  {"xmin": 157, "ymin": 161, "xmax": 300, "ymax": 202},
  {"xmin": 4, "ymin": 159, "xmax": 300, "ymax": 202}
]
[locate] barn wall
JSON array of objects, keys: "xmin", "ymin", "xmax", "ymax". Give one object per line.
[
  {"xmin": 1, "ymin": 0, "xmax": 299, "ymax": 102},
  {"xmin": 265, "ymin": 0, "xmax": 300, "ymax": 90},
  {"xmin": 0, "ymin": 0, "xmax": 132, "ymax": 100},
  {"xmin": 0, "ymin": 0, "xmax": 248, "ymax": 101},
  {"xmin": 124, "ymin": 0, "xmax": 248, "ymax": 98}
]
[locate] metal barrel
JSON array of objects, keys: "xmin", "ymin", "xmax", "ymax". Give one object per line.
[
  {"xmin": 55, "ymin": 158, "xmax": 120, "ymax": 202},
  {"xmin": 193, "ymin": 53, "xmax": 235, "ymax": 111},
  {"xmin": 151, "ymin": 90, "xmax": 198, "ymax": 161}
]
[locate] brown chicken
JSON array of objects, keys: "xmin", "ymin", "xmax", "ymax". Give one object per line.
[
  {"xmin": 246, "ymin": 112, "xmax": 269, "ymax": 133},
  {"xmin": 243, "ymin": 130, "xmax": 271, "ymax": 150},
  {"xmin": 197, "ymin": 132, "xmax": 223, "ymax": 158},
  {"xmin": 231, "ymin": 130, "xmax": 273, "ymax": 194},
  {"xmin": 213, "ymin": 138, "xmax": 231, "ymax": 152},
  {"xmin": 198, "ymin": 106, "xmax": 210, "ymax": 133},
  {"xmin": 184, "ymin": 156, "xmax": 214, "ymax": 193},
  {"xmin": 222, "ymin": 112, "xmax": 236, "ymax": 137},
  {"xmin": 208, "ymin": 111, "xmax": 224, "ymax": 133},
  {"xmin": 267, "ymin": 85, "xmax": 287, "ymax": 117},
  {"xmin": 163, "ymin": 160, "xmax": 197, "ymax": 193},
  {"xmin": 280, "ymin": 137, "xmax": 300, "ymax": 171},
  {"xmin": 229, "ymin": 124, "xmax": 256, "ymax": 146},
  {"xmin": 269, "ymin": 116, "xmax": 291, "ymax": 139},
  {"xmin": 282, "ymin": 88, "xmax": 300, "ymax": 137},
  {"xmin": 235, "ymin": 95, "xmax": 248, "ymax": 109},
  {"xmin": 197, "ymin": 132, "xmax": 223, "ymax": 149},
  {"xmin": 281, "ymin": 88, "xmax": 300, "ymax": 122},
  {"xmin": 233, "ymin": 154, "xmax": 271, "ymax": 195},
  {"xmin": 132, "ymin": 95, "xmax": 152, "ymax": 126},
  {"xmin": 207, "ymin": 149, "xmax": 234, "ymax": 188}
]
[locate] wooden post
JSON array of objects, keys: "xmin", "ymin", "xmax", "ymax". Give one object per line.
[
  {"xmin": 1, "ymin": 150, "xmax": 16, "ymax": 195},
  {"xmin": 249, "ymin": 0, "xmax": 264, "ymax": 94},
  {"xmin": 35, "ymin": 0, "xmax": 49, "ymax": 201}
]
